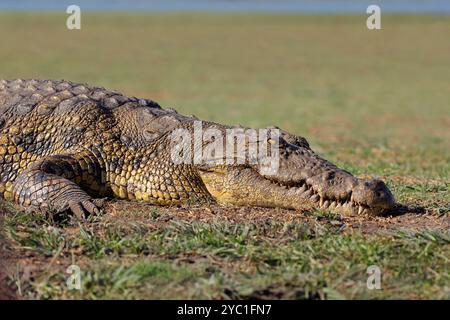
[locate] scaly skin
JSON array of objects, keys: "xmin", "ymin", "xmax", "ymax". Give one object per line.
[{"xmin": 0, "ymin": 79, "xmax": 395, "ymax": 217}]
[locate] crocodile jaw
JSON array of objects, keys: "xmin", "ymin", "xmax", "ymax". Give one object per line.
[
  {"xmin": 198, "ymin": 167, "xmax": 395, "ymax": 216},
  {"xmin": 286, "ymin": 176, "xmax": 395, "ymax": 216}
]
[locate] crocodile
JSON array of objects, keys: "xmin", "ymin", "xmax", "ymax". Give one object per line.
[{"xmin": 0, "ymin": 79, "xmax": 395, "ymax": 218}]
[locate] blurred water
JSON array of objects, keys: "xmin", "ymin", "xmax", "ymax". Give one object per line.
[{"xmin": 0, "ymin": 0, "xmax": 449, "ymax": 14}]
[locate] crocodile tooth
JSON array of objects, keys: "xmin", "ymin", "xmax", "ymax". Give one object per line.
[
  {"xmin": 329, "ymin": 201, "xmax": 337, "ymax": 209},
  {"xmin": 358, "ymin": 206, "xmax": 364, "ymax": 214},
  {"xmin": 304, "ymin": 189, "xmax": 313, "ymax": 197},
  {"xmin": 323, "ymin": 200, "xmax": 330, "ymax": 208},
  {"xmin": 319, "ymin": 198, "xmax": 324, "ymax": 207},
  {"xmin": 310, "ymin": 194, "xmax": 320, "ymax": 202}
]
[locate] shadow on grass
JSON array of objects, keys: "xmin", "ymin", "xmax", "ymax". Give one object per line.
[{"xmin": 385, "ymin": 203, "xmax": 426, "ymax": 217}]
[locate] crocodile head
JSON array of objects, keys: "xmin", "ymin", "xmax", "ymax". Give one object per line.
[{"xmin": 196, "ymin": 128, "xmax": 396, "ymax": 216}]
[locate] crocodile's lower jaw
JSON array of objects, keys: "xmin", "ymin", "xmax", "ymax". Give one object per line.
[
  {"xmin": 279, "ymin": 180, "xmax": 392, "ymax": 216},
  {"xmin": 270, "ymin": 184, "xmax": 389, "ymax": 216},
  {"xmin": 199, "ymin": 168, "xmax": 395, "ymax": 216},
  {"xmin": 316, "ymin": 195, "xmax": 387, "ymax": 216}
]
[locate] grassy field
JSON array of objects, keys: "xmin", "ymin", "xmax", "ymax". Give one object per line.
[{"xmin": 0, "ymin": 12, "xmax": 449, "ymax": 299}]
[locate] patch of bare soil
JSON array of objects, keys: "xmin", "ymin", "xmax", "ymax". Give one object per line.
[{"xmin": 104, "ymin": 200, "xmax": 450, "ymax": 234}]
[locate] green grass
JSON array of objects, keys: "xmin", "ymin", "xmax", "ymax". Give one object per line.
[
  {"xmin": 0, "ymin": 12, "xmax": 449, "ymax": 299},
  {"xmin": 3, "ymin": 204, "xmax": 450, "ymax": 299}
]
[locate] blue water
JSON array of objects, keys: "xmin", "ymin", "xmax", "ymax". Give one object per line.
[{"xmin": 0, "ymin": 0, "xmax": 449, "ymax": 14}]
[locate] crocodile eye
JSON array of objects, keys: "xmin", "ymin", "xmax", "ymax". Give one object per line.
[{"xmin": 136, "ymin": 106, "xmax": 156, "ymax": 126}]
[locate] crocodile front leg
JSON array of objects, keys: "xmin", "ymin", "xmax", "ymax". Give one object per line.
[{"xmin": 11, "ymin": 153, "xmax": 107, "ymax": 218}]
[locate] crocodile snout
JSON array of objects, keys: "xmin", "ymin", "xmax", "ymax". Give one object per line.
[{"xmin": 352, "ymin": 179, "xmax": 396, "ymax": 214}]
